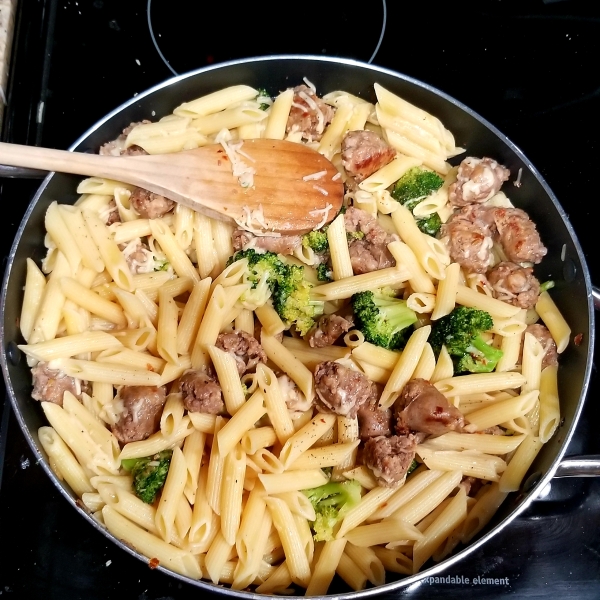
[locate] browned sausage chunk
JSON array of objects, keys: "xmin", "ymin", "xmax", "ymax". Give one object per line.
[
  {"xmin": 394, "ymin": 378, "xmax": 464, "ymax": 436},
  {"xmin": 306, "ymin": 314, "xmax": 354, "ymax": 348},
  {"xmin": 440, "ymin": 205, "xmax": 496, "ymax": 274},
  {"xmin": 344, "ymin": 206, "xmax": 396, "ymax": 274},
  {"xmin": 341, "ymin": 130, "xmax": 396, "ymax": 183},
  {"xmin": 314, "ymin": 361, "xmax": 373, "ymax": 418},
  {"xmin": 99, "ymin": 121, "xmax": 151, "ymax": 156},
  {"xmin": 357, "ymin": 391, "xmax": 392, "ymax": 441},
  {"xmin": 111, "ymin": 385, "xmax": 167, "ymax": 444},
  {"xmin": 449, "ymin": 156, "xmax": 510, "ymax": 207},
  {"xmin": 129, "ymin": 187, "xmax": 175, "ymax": 219},
  {"xmin": 286, "ymin": 85, "xmax": 335, "ymax": 142},
  {"xmin": 492, "ymin": 207, "xmax": 548, "ymax": 264},
  {"xmin": 487, "ymin": 261, "xmax": 540, "ymax": 309},
  {"xmin": 363, "ymin": 434, "xmax": 418, "ymax": 487},
  {"xmin": 215, "ymin": 330, "xmax": 266, "ymax": 376},
  {"xmin": 179, "ymin": 370, "xmax": 224, "ymax": 414},
  {"xmin": 31, "ymin": 362, "xmax": 89, "ymax": 406}
]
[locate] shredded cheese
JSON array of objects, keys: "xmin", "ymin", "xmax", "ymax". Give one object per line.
[
  {"xmin": 513, "ymin": 167, "xmax": 523, "ymax": 188},
  {"xmin": 303, "ymin": 170, "xmax": 327, "ymax": 181},
  {"xmin": 234, "ymin": 204, "xmax": 281, "ymax": 237},
  {"xmin": 309, "ymin": 203, "xmax": 333, "ymax": 229},
  {"xmin": 217, "ymin": 134, "xmax": 257, "ymax": 189}
]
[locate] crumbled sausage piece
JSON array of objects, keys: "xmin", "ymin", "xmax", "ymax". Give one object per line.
[
  {"xmin": 31, "ymin": 362, "xmax": 89, "ymax": 406},
  {"xmin": 129, "ymin": 187, "xmax": 175, "ymax": 219},
  {"xmin": 487, "ymin": 261, "xmax": 540, "ymax": 309},
  {"xmin": 363, "ymin": 434, "xmax": 418, "ymax": 487},
  {"xmin": 179, "ymin": 370, "xmax": 224, "ymax": 414},
  {"xmin": 306, "ymin": 314, "xmax": 354, "ymax": 348},
  {"xmin": 492, "ymin": 207, "xmax": 548, "ymax": 265},
  {"xmin": 440, "ymin": 205, "xmax": 496, "ymax": 274},
  {"xmin": 314, "ymin": 361, "xmax": 373, "ymax": 418},
  {"xmin": 394, "ymin": 378, "xmax": 464, "ymax": 436},
  {"xmin": 344, "ymin": 206, "xmax": 396, "ymax": 274},
  {"xmin": 357, "ymin": 386, "xmax": 392, "ymax": 440},
  {"xmin": 341, "ymin": 130, "xmax": 396, "ymax": 183},
  {"xmin": 111, "ymin": 385, "xmax": 167, "ymax": 444},
  {"xmin": 286, "ymin": 85, "xmax": 335, "ymax": 142},
  {"xmin": 215, "ymin": 330, "xmax": 266, "ymax": 376},
  {"xmin": 449, "ymin": 156, "xmax": 510, "ymax": 206}
]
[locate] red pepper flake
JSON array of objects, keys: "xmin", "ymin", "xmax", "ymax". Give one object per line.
[
  {"xmin": 321, "ymin": 418, "xmax": 326, "ymax": 423},
  {"xmin": 574, "ymin": 333, "xmax": 583, "ymax": 346},
  {"xmin": 380, "ymin": 502, "xmax": 388, "ymax": 508},
  {"xmin": 148, "ymin": 557, "xmax": 160, "ymax": 569}
]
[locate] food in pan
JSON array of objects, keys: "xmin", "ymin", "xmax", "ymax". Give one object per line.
[{"xmin": 16, "ymin": 78, "xmax": 571, "ymax": 594}]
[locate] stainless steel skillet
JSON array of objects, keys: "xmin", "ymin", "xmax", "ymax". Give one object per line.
[{"xmin": 0, "ymin": 55, "xmax": 598, "ymax": 597}]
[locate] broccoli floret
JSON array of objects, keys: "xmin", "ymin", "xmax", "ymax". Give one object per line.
[
  {"xmin": 302, "ymin": 479, "xmax": 362, "ymax": 541},
  {"xmin": 256, "ymin": 87, "xmax": 271, "ymax": 111},
  {"xmin": 391, "ymin": 166, "xmax": 444, "ymax": 237},
  {"xmin": 225, "ymin": 249, "xmax": 288, "ymax": 310},
  {"xmin": 430, "ymin": 306, "xmax": 504, "ymax": 374},
  {"xmin": 227, "ymin": 249, "xmax": 323, "ymax": 335},
  {"xmin": 407, "ymin": 459, "xmax": 419, "ymax": 476},
  {"xmin": 122, "ymin": 450, "xmax": 172, "ymax": 504},
  {"xmin": 391, "ymin": 166, "xmax": 444, "ymax": 210},
  {"xmin": 416, "ymin": 212, "xmax": 442, "ymax": 237},
  {"xmin": 271, "ymin": 263, "xmax": 324, "ymax": 336},
  {"xmin": 316, "ymin": 263, "xmax": 333, "ymax": 282},
  {"xmin": 346, "ymin": 230, "xmax": 365, "ymax": 242},
  {"xmin": 540, "ymin": 280, "xmax": 555, "ymax": 293},
  {"xmin": 351, "ymin": 290, "xmax": 418, "ymax": 350},
  {"xmin": 302, "ymin": 229, "xmax": 329, "ymax": 253}
]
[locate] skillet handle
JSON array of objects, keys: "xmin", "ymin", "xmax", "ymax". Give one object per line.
[{"xmin": 553, "ymin": 455, "xmax": 600, "ymax": 478}]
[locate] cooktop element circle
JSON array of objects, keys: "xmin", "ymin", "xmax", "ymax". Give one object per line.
[{"xmin": 147, "ymin": 0, "xmax": 387, "ymax": 75}]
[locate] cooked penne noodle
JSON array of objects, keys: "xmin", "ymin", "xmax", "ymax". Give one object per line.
[
  {"xmin": 327, "ymin": 212, "xmax": 354, "ymax": 280},
  {"xmin": 498, "ymin": 435, "xmax": 544, "ymax": 492},
  {"xmin": 220, "ymin": 444, "xmax": 247, "ymax": 545},
  {"xmin": 431, "ymin": 261, "xmax": 460, "ymax": 320},
  {"xmin": 380, "ymin": 325, "xmax": 431, "ymax": 408},
  {"xmin": 216, "ymin": 389, "xmax": 267, "ymax": 456},
  {"xmin": 102, "ymin": 506, "xmax": 202, "ymax": 578},
  {"xmin": 264, "ymin": 88, "xmax": 294, "ymax": 139},
  {"xmin": 305, "ymin": 537, "xmax": 348, "ymax": 596},
  {"xmin": 278, "ymin": 413, "xmax": 336, "ymax": 468},
  {"xmin": 535, "ymin": 291, "xmax": 571, "ymax": 353},
  {"xmin": 462, "ymin": 390, "xmax": 538, "ymax": 432},
  {"xmin": 538, "ymin": 365, "xmax": 560, "ymax": 443},
  {"xmin": 265, "ymin": 496, "xmax": 312, "ymax": 587},
  {"xmin": 336, "ymin": 486, "xmax": 398, "ymax": 538},
  {"xmin": 336, "ymin": 553, "xmax": 368, "ymax": 591},
  {"xmin": 415, "ymin": 447, "xmax": 507, "ymax": 482},
  {"xmin": 434, "ymin": 371, "xmax": 527, "ymax": 397},
  {"xmin": 412, "ymin": 486, "xmax": 467, "ymax": 572},
  {"xmin": 310, "ymin": 265, "xmax": 412, "ymax": 302}
]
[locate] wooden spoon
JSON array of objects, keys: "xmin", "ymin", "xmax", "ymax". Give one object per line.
[{"xmin": 0, "ymin": 139, "xmax": 344, "ymax": 235}]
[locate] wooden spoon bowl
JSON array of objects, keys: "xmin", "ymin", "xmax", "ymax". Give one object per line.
[{"xmin": 0, "ymin": 139, "xmax": 344, "ymax": 234}]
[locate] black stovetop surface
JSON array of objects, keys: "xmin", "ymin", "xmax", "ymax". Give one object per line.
[{"xmin": 1, "ymin": 1, "xmax": 599, "ymax": 598}]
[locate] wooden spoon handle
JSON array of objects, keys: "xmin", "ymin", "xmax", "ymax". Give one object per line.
[{"xmin": 0, "ymin": 141, "xmax": 119, "ymax": 178}]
